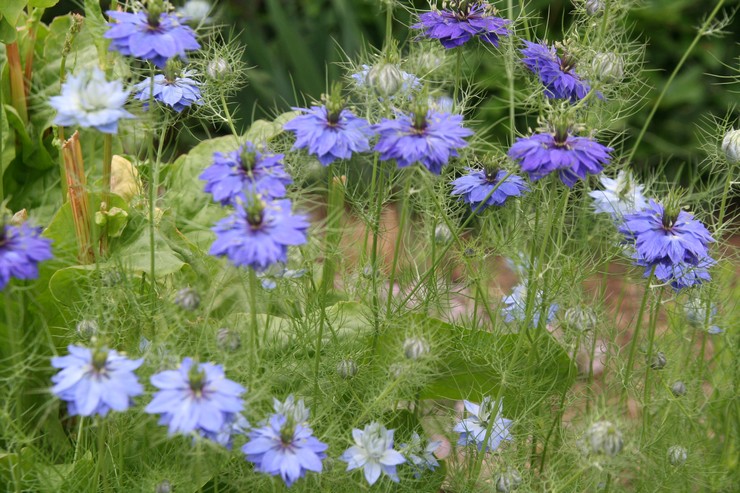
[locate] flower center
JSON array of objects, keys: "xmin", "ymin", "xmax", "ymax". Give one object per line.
[
  {"xmin": 279, "ymin": 422, "xmax": 296, "ymax": 447},
  {"xmin": 245, "ymin": 197, "xmax": 266, "ymax": 228},
  {"xmin": 483, "ymin": 166, "xmax": 500, "ymax": 183},
  {"xmin": 91, "ymin": 348, "xmax": 109, "ymax": 374},
  {"xmin": 240, "ymin": 147, "xmax": 257, "ymax": 174},
  {"xmin": 188, "ymin": 365, "xmax": 207, "ymax": 398},
  {"xmin": 146, "ymin": 1, "xmax": 164, "ymax": 28}
]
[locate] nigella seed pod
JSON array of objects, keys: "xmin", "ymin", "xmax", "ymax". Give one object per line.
[
  {"xmin": 563, "ymin": 306, "xmax": 598, "ymax": 332},
  {"xmin": 337, "ymin": 359, "xmax": 358, "ymax": 379},
  {"xmin": 671, "ymin": 381, "xmax": 687, "ymax": 397},
  {"xmin": 155, "ymin": 480, "xmax": 172, "ymax": 493},
  {"xmin": 367, "ymin": 62, "xmax": 404, "ymax": 98},
  {"xmin": 216, "ymin": 327, "xmax": 241, "ymax": 352},
  {"xmin": 667, "ymin": 445, "xmax": 688, "ymax": 466},
  {"xmin": 496, "ymin": 469, "xmax": 522, "ymax": 492},
  {"xmin": 174, "ymin": 288, "xmax": 200, "ymax": 311},
  {"xmin": 648, "ymin": 351, "xmax": 667, "ymax": 370},
  {"xmin": 586, "ymin": 421, "xmax": 623, "ymax": 456},
  {"xmin": 721, "ymin": 128, "xmax": 740, "ymax": 163},
  {"xmin": 207, "ymin": 58, "xmax": 231, "ymax": 80},
  {"xmin": 434, "ymin": 224, "xmax": 453, "ymax": 245},
  {"xmin": 361, "ymin": 264, "xmax": 374, "ymax": 280},
  {"xmin": 585, "ymin": 0, "xmax": 604, "ymax": 16},
  {"xmin": 403, "ymin": 337, "xmax": 430, "ymax": 360},
  {"xmin": 591, "ymin": 52, "xmax": 624, "ymax": 82},
  {"xmin": 76, "ymin": 319, "xmax": 99, "ymax": 339}
]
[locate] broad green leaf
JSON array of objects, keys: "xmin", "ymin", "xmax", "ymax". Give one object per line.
[{"xmin": 29, "ymin": 0, "xmax": 60, "ymax": 7}]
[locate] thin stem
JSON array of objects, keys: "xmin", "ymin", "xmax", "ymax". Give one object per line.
[
  {"xmin": 453, "ymin": 49, "xmax": 463, "ymax": 111},
  {"xmin": 73, "ymin": 417, "xmax": 85, "ymax": 463},
  {"xmin": 249, "ymin": 268, "xmax": 260, "ymax": 384},
  {"xmin": 622, "ymin": 266, "xmax": 656, "ymax": 403},
  {"xmin": 506, "ymin": 0, "xmax": 516, "ymax": 144},
  {"xmin": 625, "ymin": 0, "xmax": 727, "ymax": 164},
  {"xmin": 385, "ymin": 173, "xmax": 411, "ymax": 317},
  {"xmin": 641, "ymin": 287, "xmax": 664, "ymax": 443},
  {"xmin": 100, "ymin": 133, "xmax": 113, "ymax": 256},
  {"xmin": 370, "ymin": 162, "xmax": 385, "ymax": 352}
]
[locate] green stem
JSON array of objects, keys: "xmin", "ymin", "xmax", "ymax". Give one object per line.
[
  {"xmin": 622, "ymin": 266, "xmax": 656, "ymax": 403},
  {"xmin": 625, "ymin": 0, "xmax": 727, "ymax": 164},
  {"xmin": 385, "ymin": 173, "xmax": 411, "ymax": 317},
  {"xmin": 384, "ymin": 2, "xmax": 393, "ymax": 49},
  {"xmin": 370, "ymin": 162, "xmax": 385, "ymax": 352},
  {"xmin": 716, "ymin": 163, "xmax": 732, "ymax": 232},
  {"xmin": 453, "ymin": 49, "xmax": 463, "ymax": 111},
  {"xmin": 641, "ymin": 287, "xmax": 664, "ymax": 443},
  {"xmin": 506, "ymin": 0, "xmax": 516, "ymax": 144},
  {"xmin": 73, "ymin": 417, "xmax": 85, "ymax": 463},
  {"xmin": 100, "ymin": 133, "xmax": 113, "ymax": 256},
  {"xmin": 249, "ymin": 268, "xmax": 260, "ymax": 384},
  {"xmin": 94, "ymin": 420, "xmax": 108, "ymax": 492}
]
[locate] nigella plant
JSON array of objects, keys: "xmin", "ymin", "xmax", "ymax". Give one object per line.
[
  {"xmin": 283, "ymin": 84, "xmax": 372, "ymax": 166},
  {"xmin": 340, "ymin": 422, "xmax": 407, "ymax": 485},
  {"xmin": 105, "ymin": 2, "xmax": 200, "ymax": 68},
  {"xmin": 0, "ymin": 221, "xmax": 53, "ymax": 290},
  {"xmin": 453, "ymin": 397, "xmax": 513, "ymax": 452},
  {"xmin": 200, "ymin": 142, "xmax": 292, "ymax": 206},
  {"xmin": 589, "ymin": 170, "xmax": 649, "ymax": 220},
  {"xmin": 49, "ymin": 67, "xmax": 134, "ymax": 134},
  {"xmin": 352, "ymin": 63, "xmax": 421, "ymax": 100},
  {"xmin": 145, "ymin": 357, "xmax": 245, "ymax": 436},
  {"xmin": 209, "ymin": 196, "xmax": 309, "ymax": 272},
  {"xmin": 374, "ymin": 99, "xmax": 474, "ymax": 174},
  {"xmin": 242, "ymin": 413, "xmax": 328, "ymax": 487},
  {"xmin": 507, "ymin": 123, "xmax": 613, "ymax": 187},
  {"xmin": 413, "ymin": 1, "xmax": 511, "ymax": 49},
  {"xmin": 451, "ymin": 166, "xmax": 529, "ymax": 211},
  {"xmin": 51, "ymin": 345, "xmax": 144, "ymax": 417},
  {"xmin": 521, "ymin": 40, "xmax": 593, "ymax": 102},
  {"xmin": 134, "ymin": 64, "xmax": 203, "ymax": 113},
  {"xmin": 501, "ymin": 283, "xmax": 558, "ymax": 328},
  {"xmin": 401, "ymin": 432, "xmax": 441, "ymax": 478}
]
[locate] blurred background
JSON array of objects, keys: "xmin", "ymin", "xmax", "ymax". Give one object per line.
[{"xmin": 47, "ymin": 0, "xmax": 739, "ymax": 181}]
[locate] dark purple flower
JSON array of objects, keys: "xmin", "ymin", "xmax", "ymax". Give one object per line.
[
  {"xmin": 105, "ymin": 9, "xmax": 200, "ymax": 68},
  {"xmin": 145, "ymin": 357, "xmax": 245, "ymax": 436},
  {"xmin": 242, "ymin": 413, "xmax": 328, "ymax": 487},
  {"xmin": 51, "ymin": 345, "xmax": 143, "ymax": 417},
  {"xmin": 619, "ymin": 200, "xmax": 714, "ymax": 267},
  {"xmin": 451, "ymin": 168, "xmax": 529, "ymax": 210},
  {"xmin": 200, "ymin": 142, "xmax": 292, "ymax": 206},
  {"xmin": 0, "ymin": 222, "xmax": 53, "ymax": 290},
  {"xmin": 521, "ymin": 40, "xmax": 592, "ymax": 102},
  {"xmin": 134, "ymin": 71, "xmax": 202, "ymax": 112},
  {"xmin": 413, "ymin": 2, "xmax": 511, "ymax": 49},
  {"xmin": 210, "ymin": 197, "xmax": 309, "ymax": 272},
  {"xmin": 507, "ymin": 131, "xmax": 613, "ymax": 187},
  {"xmin": 374, "ymin": 110, "xmax": 473, "ymax": 174},
  {"xmin": 283, "ymin": 105, "xmax": 372, "ymax": 166}
]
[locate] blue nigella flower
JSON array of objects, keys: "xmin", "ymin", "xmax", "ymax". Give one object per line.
[
  {"xmin": 104, "ymin": 8, "xmax": 200, "ymax": 68},
  {"xmin": 134, "ymin": 70, "xmax": 202, "ymax": 113},
  {"xmin": 283, "ymin": 105, "xmax": 372, "ymax": 166},
  {"xmin": 210, "ymin": 197, "xmax": 309, "ymax": 272},
  {"xmin": 684, "ymin": 297, "xmax": 722, "ymax": 334},
  {"xmin": 501, "ymin": 282, "xmax": 558, "ymax": 327},
  {"xmin": 520, "ymin": 40, "xmax": 592, "ymax": 102},
  {"xmin": 200, "ymin": 413, "xmax": 250, "ymax": 449},
  {"xmin": 200, "ymin": 142, "xmax": 292, "ymax": 206},
  {"xmin": 451, "ymin": 167, "xmax": 529, "ymax": 211},
  {"xmin": 0, "ymin": 222, "xmax": 53, "ymax": 290},
  {"xmin": 619, "ymin": 200, "xmax": 714, "ymax": 268},
  {"xmin": 340, "ymin": 422, "xmax": 407, "ymax": 485},
  {"xmin": 507, "ymin": 129, "xmax": 613, "ymax": 187},
  {"xmin": 413, "ymin": 1, "xmax": 511, "ymax": 49},
  {"xmin": 51, "ymin": 345, "xmax": 143, "ymax": 417},
  {"xmin": 402, "ymin": 432, "xmax": 441, "ymax": 478},
  {"xmin": 453, "ymin": 397, "xmax": 513, "ymax": 452},
  {"xmin": 645, "ymin": 255, "xmax": 715, "ymax": 292},
  {"xmin": 242, "ymin": 413, "xmax": 328, "ymax": 487},
  {"xmin": 49, "ymin": 67, "xmax": 134, "ymax": 134},
  {"xmin": 374, "ymin": 108, "xmax": 474, "ymax": 174},
  {"xmin": 589, "ymin": 170, "xmax": 648, "ymax": 220},
  {"xmin": 145, "ymin": 357, "xmax": 245, "ymax": 436},
  {"xmin": 256, "ymin": 263, "xmax": 306, "ymax": 291}
]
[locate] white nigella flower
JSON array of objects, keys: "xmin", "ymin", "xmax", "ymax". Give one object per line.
[
  {"xmin": 340, "ymin": 422, "xmax": 406, "ymax": 485},
  {"xmin": 49, "ymin": 67, "xmax": 134, "ymax": 134},
  {"xmin": 453, "ymin": 397, "xmax": 513, "ymax": 452},
  {"xmin": 589, "ymin": 170, "xmax": 648, "ymax": 220},
  {"xmin": 273, "ymin": 394, "xmax": 310, "ymax": 425}
]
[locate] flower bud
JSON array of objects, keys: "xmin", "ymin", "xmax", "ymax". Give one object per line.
[
  {"xmin": 496, "ymin": 469, "xmax": 522, "ymax": 492},
  {"xmin": 403, "ymin": 337, "xmax": 430, "ymax": 360},
  {"xmin": 591, "ymin": 52, "xmax": 624, "ymax": 83},
  {"xmin": 76, "ymin": 319, "xmax": 98, "ymax": 339},
  {"xmin": 174, "ymin": 287, "xmax": 200, "ymax": 311},
  {"xmin": 367, "ymin": 62, "xmax": 404, "ymax": 98},
  {"xmin": 667, "ymin": 445, "xmax": 688, "ymax": 466},
  {"xmin": 337, "ymin": 359, "xmax": 358, "ymax": 379},
  {"xmin": 586, "ymin": 420, "xmax": 623, "ymax": 456},
  {"xmin": 178, "ymin": 0, "xmax": 212, "ymax": 23},
  {"xmin": 585, "ymin": 0, "xmax": 604, "ymax": 16},
  {"xmin": 563, "ymin": 306, "xmax": 598, "ymax": 332},
  {"xmin": 434, "ymin": 224, "xmax": 452, "ymax": 245},
  {"xmin": 216, "ymin": 327, "xmax": 241, "ymax": 352},
  {"xmin": 670, "ymin": 381, "xmax": 687, "ymax": 397},
  {"xmin": 207, "ymin": 58, "xmax": 231, "ymax": 80},
  {"xmin": 155, "ymin": 480, "xmax": 172, "ymax": 493},
  {"xmin": 721, "ymin": 128, "xmax": 740, "ymax": 163},
  {"xmin": 648, "ymin": 351, "xmax": 667, "ymax": 370}
]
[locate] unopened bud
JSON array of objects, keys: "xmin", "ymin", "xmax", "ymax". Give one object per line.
[
  {"xmin": 496, "ymin": 469, "xmax": 522, "ymax": 492},
  {"xmin": 155, "ymin": 480, "xmax": 172, "ymax": 493},
  {"xmin": 367, "ymin": 62, "xmax": 404, "ymax": 98},
  {"xmin": 337, "ymin": 359, "xmax": 358, "ymax": 379},
  {"xmin": 207, "ymin": 58, "xmax": 231, "ymax": 80},
  {"xmin": 174, "ymin": 288, "xmax": 200, "ymax": 311},
  {"xmin": 648, "ymin": 351, "xmax": 667, "ymax": 370},
  {"xmin": 721, "ymin": 128, "xmax": 740, "ymax": 163},
  {"xmin": 76, "ymin": 319, "xmax": 99, "ymax": 339},
  {"xmin": 403, "ymin": 337, "xmax": 430, "ymax": 360},
  {"xmin": 667, "ymin": 445, "xmax": 688, "ymax": 466},
  {"xmin": 585, "ymin": 0, "xmax": 604, "ymax": 16},
  {"xmin": 178, "ymin": 0, "xmax": 212, "ymax": 23},
  {"xmin": 563, "ymin": 306, "xmax": 598, "ymax": 332},
  {"xmin": 216, "ymin": 327, "xmax": 241, "ymax": 352},
  {"xmin": 586, "ymin": 420, "xmax": 623, "ymax": 456},
  {"xmin": 591, "ymin": 52, "xmax": 624, "ymax": 82},
  {"xmin": 434, "ymin": 224, "xmax": 452, "ymax": 245},
  {"xmin": 670, "ymin": 381, "xmax": 687, "ymax": 397}
]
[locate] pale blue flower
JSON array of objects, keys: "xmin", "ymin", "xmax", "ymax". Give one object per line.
[
  {"xmin": 453, "ymin": 397, "xmax": 513, "ymax": 452},
  {"xmin": 340, "ymin": 422, "xmax": 406, "ymax": 485}
]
